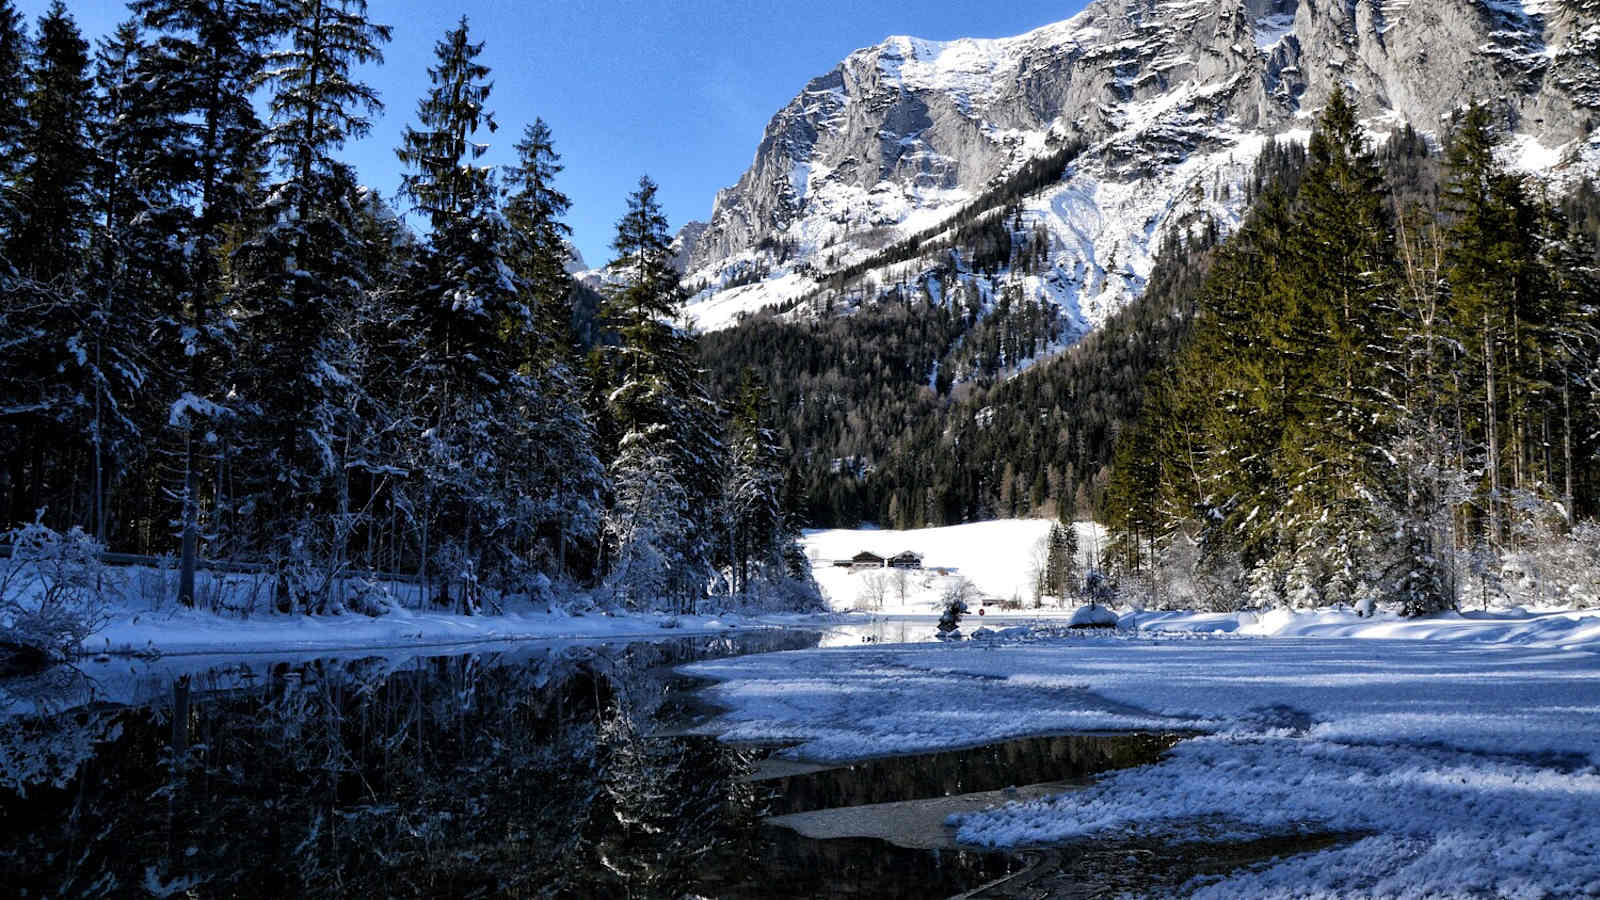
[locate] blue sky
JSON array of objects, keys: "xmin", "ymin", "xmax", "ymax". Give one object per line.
[{"xmin": 30, "ymin": 1, "xmax": 1086, "ymax": 266}]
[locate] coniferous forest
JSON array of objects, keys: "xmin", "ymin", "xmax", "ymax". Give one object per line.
[
  {"xmin": 1103, "ymin": 91, "xmax": 1600, "ymax": 613},
  {"xmin": 0, "ymin": 0, "xmax": 814, "ymax": 615},
  {"xmin": 2, "ymin": 1, "xmax": 1598, "ymax": 623},
  {"xmin": 705, "ymin": 89, "xmax": 1600, "ymax": 615}
]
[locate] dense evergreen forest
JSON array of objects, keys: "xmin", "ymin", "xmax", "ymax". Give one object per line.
[
  {"xmin": 702, "ymin": 142, "xmax": 1301, "ymax": 529},
  {"xmin": 3, "ymin": 1, "xmax": 1595, "ymax": 620},
  {"xmin": 706, "ymin": 90, "xmax": 1600, "ymax": 616},
  {"xmin": 1104, "ymin": 91, "xmax": 1600, "ymax": 613},
  {"xmin": 0, "ymin": 0, "xmax": 814, "ymax": 614}
]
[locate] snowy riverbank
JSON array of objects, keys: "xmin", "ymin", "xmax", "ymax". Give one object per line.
[
  {"xmin": 683, "ymin": 607, "xmax": 1600, "ymax": 897},
  {"xmin": 87, "ymin": 601, "xmax": 847, "ymax": 657}
]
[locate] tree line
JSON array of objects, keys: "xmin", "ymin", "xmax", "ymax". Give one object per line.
[
  {"xmin": 1104, "ymin": 89, "xmax": 1600, "ymax": 613},
  {"xmin": 0, "ymin": 0, "xmax": 814, "ymax": 615}
]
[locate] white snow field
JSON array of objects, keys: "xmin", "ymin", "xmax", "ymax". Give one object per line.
[
  {"xmin": 684, "ymin": 616, "xmax": 1600, "ymax": 897},
  {"xmin": 802, "ymin": 519, "xmax": 1104, "ymax": 612}
]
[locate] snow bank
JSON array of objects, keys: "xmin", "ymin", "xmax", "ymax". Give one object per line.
[
  {"xmin": 956, "ymin": 736, "xmax": 1600, "ymax": 898},
  {"xmin": 89, "ymin": 602, "xmax": 832, "ymax": 657},
  {"xmin": 1068, "ymin": 604, "xmax": 1117, "ymax": 627},
  {"xmin": 1133, "ymin": 605, "xmax": 1600, "ymax": 650},
  {"xmin": 50, "ymin": 562, "xmax": 843, "ymax": 657}
]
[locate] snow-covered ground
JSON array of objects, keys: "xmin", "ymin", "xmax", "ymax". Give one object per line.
[
  {"xmin": 684, "ymin": 607, "xmax": 1600, "ymax": 897},
  {"xmin": 90, "ymin": 600, "xmax": 836, "ymax": 658},
  {"xmin": 802, "ymin": 519, "xmax": 1103, "ymax": 612},
  {"xmin": 8, "ymin": 558, "xmax": 843, "ymax": 657}
]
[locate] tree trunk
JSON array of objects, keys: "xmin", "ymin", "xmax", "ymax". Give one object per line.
[
  {"xmin": 1483, "ymin": 319, "xmax": 1500, "ymax": 546},
  {"xmin": 179, "ymin": 430, "xmax": 198, "ymax": 608}
]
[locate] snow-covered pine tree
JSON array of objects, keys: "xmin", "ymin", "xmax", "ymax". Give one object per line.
[
  {"xmin": 230, "ymin": 0, "xmax": 390, "ymax": 609},
  {"xmin": 1275, "ymin": 87, "xmax": 1395, "ymax": 565},
  {"xmin": 605, "ymin": 438, "xmax": 690, "ymax": 609},
  {"xmin": 725, "ymin": 370, "xmax": 786, "ymax": 596},
  {"xmin": 1246, "ymin": 556, "xmax": 1285, "ymax": 610},
  {"xmin": 338, "ymin": 187, "xmax": 423, "ymax": 578},
  {"xmin": 0, "ymin": 0, "xmax": 28, "ymax": 204},
  {"xmin": 499, "ymin": 360, "xmax": 605, "ymax": 586},
  {"xmin": 504, "ymin": 118, "xmax": 577, "ymax": 360},
  {"xmin": 499, "ymin": 116, "xmax": 604, "ymax": 583},
  {"xmin": 1535, "ymin": 195, "xmax": 1600, "ymax": 530},
  {"xmin": 0, "ymin": 3, "xmax": 96, "ymax": 534},
  {"xmin": 130, "ymin": 0, "xmax": 275, "ymax": 605},
  {"xmin": 1443, "ymin": 102, "xmax": 1541, "ymax": 551},
  {"xmin": 82, "ymin": 20, "xmax": 176, "ymax": 543},
  {"xmin": 395, "ymin": 17, "xmax": 594, "ymax": 606},
  {"xmin": 602, "ymin": 175, "xmax": 725, "ymax": 612},
  {"xmin": 1045, "ymin": 521, "xmax": 1076, "ymax": 599}
]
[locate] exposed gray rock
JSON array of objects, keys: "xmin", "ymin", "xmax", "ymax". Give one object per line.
[{"xmin": 680, "ymin": 0, "xmax": 1599, "ymax": 337}]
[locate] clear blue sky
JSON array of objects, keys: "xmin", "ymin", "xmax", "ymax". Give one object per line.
[{"xmin": 30, "ymin": 1, "xmax": 1086, "ymax": 267}]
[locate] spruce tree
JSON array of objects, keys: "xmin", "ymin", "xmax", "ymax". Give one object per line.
[
  {"xmin": 131, "ymin": 0, "xmax": 275, "ymax": 604},
  {"xmin": 83, "ymin": 20, "xmax": 173, "ymax": 543},
  {"xmin": 726, "ymin": 370, "xmax": 786, "ymax": 595},
  {"xmin": 9, "ymin": 2, "xmax": 91, "ymax": 281},
  {"xmin": 0, "ymin": 2, "xmax": 95, "ymax": 532},
  {"xmin": 231, "ymin": 0, "xmax": 390, "ymax": 598},
  {"xmin": 603, "ymin": 176, "xmax": 725, "ymax": 611},
  {"xmin": 1443, "ymin": 101, "xmax": 1540, "ymax": 548},
  {"xmin": 393, "ymin": 17, "xmax": 601, "ymax": 604},
  {"xmin": 1276, "ymin": 86, "xmax": 1395, "ymax": 579},
  {"xmin": 0, "ymin": 0, "xmax": 29, "ymax": 209},
  {"xmin": 396, "ymin": 17, "xmax": 521, "ymax": 386},
  {"xmin": 504, "ymin": 117, "xmax": 577, "ymax": 359}
]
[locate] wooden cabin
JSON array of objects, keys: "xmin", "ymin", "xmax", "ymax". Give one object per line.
[
  {"xmin": 888, "ymin": 551, "xmax": 923, "ymax": 570},
  {"xmin": 849, "ymin": 551, "xmax": 887, "ymax": 570}
]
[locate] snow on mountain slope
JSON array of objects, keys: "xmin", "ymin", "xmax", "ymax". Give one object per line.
[{"xmin": 670, "ymin": 0, "xmax": 1600, "ymax": 346}]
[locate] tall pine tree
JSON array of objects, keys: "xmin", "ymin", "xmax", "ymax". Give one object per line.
[
  {"xmin": 0, "ymin": 3, "xmax": 96, "ymax": 532},
  {"xmin": 131, "ymin": 0, "xmax": 275, "ymax": 604},
  {"xmin": 504, "ymin": 117, "xmax": 577, "ymax": 360},
  {"xmin": 602, "ymin": 176, "xmax": 724, "ymax": 611},
  {"xmin": 231, "ymin": 0, "xmax": 390, "ymax": 603}
]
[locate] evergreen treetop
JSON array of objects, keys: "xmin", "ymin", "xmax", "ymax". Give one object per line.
[{"xmin": 396, "ymin": 15, "xmax": 495, "ymax": 235}]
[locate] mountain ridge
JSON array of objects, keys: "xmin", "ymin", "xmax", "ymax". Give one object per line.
[{"xmin": 667, "ymin": 0, "xmax": 1599, "ymax": 352}]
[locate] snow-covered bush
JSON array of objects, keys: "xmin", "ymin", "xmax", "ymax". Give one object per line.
[
  {"xmin": 1083, "ymin": 569, "xmax": 1117, "ymax": 606},
  {"xmin": 1567, "ymin": 521, "xmax": 1600, "ymax": 608},
  {"xmin": 0, "ymin": 521, "xmax": 111, "ymax": 660},
  {"xmin": 1195, "ymin": 561, "xmax": 1248, "ymax": 612},
  {"xmin": 1496, "ymin": 512, "xmax": 1600, "ymax": 609},
  {"xmin": 937, "ymin": 590, "xmax": 968, "ymax": 635},
  {"xmin": 1245, "ymin": 558, "xmax": 1285, "ymax": 610},
  {"xmin": 1284, "ymin": 552, "xmax": 1322, "ymax": 610},
  {"xmin": 1115, "ymin": 571, "xmax": 1154, "ymax": 611}
]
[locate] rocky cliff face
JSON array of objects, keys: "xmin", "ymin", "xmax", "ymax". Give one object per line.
[{"xmin": 676, "ymin": 0, "xmax": 1599, "ymax": 337}]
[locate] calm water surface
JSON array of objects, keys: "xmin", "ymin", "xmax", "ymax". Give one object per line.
[{"xmin": 1, "ymin": 628, "xmax": 1051, "ymax": 898}]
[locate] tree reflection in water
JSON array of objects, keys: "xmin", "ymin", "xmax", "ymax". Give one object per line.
[{"xmin": 0, "ymin": 631, "xmax": 1025, "ymax": 897}]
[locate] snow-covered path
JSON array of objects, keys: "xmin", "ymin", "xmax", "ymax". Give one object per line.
[{"xmin": 684, "ymin": 628, "xmax": 1600, "ymax": 897}]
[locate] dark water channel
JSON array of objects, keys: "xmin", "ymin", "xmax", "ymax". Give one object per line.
[{"xmin": 0, "ymin": 630, "xmax": 1201, "ymax": 898}]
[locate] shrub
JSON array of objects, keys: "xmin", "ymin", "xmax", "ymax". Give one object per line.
[{"xmin": 0, "ymin": 520, "xmax": 111, "ymax": 660}]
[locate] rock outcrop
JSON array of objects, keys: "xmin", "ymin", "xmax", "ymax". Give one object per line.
[{"xmin": 676, "ymin": 0, "xmax": 1599, "ymax": 338}]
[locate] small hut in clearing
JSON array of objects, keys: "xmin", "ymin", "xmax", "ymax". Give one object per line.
[
  {"xmin": 849, "ymin": 551, "xmax": 887, "ymax": 570},
  {"xmin": 888, "ymin": 551, "xmax": 923, "ymax": 570}
]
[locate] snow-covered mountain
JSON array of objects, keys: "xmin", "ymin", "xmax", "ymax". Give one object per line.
[{"xmin": 675, "ymin": 0, "xmax": 1600, "ymax": 338}]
